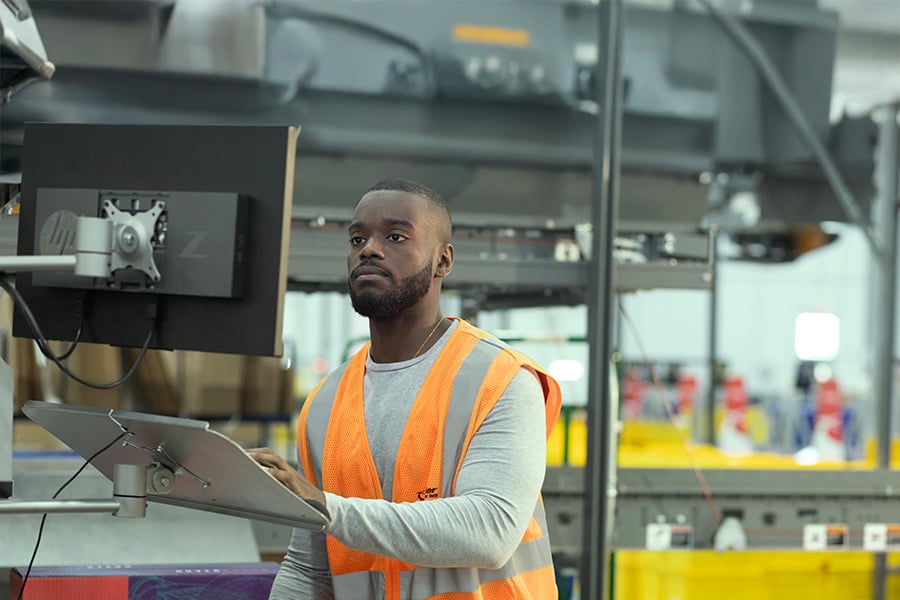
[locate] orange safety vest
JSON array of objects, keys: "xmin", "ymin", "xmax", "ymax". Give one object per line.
[{"xmin": 297, "ymin": 318, "xmax": 562, "ymax": 600}]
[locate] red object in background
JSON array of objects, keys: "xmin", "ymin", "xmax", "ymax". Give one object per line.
[
  {"xmin": 9, "ymin": 563, "xmax": 280, "ymax": 600},
  {"xmin": 723, "ymin": 375, "xmax": 748, "ymax": 433},
  {"xmin": 816, "ymin": 378, "xmax": 843, "ymax": 442},
  {"xmin": 677, "ymin": 374, "xmax": 698, "ymax": 413},
  {"xmin": 10, "ymin": 576, "xmax": 126, "ymax": 600},
  {"xmin": 622, "ymin": 368, "xmax": 645, "ymax": 420}
]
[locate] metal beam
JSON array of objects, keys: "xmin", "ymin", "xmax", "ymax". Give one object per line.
[
  {"xmin": 544, "ymin": 467, "xmax": 900, "ymax": 552},
  {"xmin": 873, "ymin": 104, "xmax": 900, "ymax": 471},
  {"xmin": 582, "ymin": 0, "xmax": 624, "ymax": 598},
  {"xmin": 615, "ymin": 468, "xmax": 900, "ymax": 550},
  {"xmin": 871, "ymin": 102, "xmax": 900, "ymax": 600},
  {"xmin": 0, "ymin": 499, "xmax": 119, "ymax": 514}
]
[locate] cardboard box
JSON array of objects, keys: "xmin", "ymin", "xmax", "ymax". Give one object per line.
[
  {"xmin": 12, "ymin": 337, "xmax": 43, "ymax": 412},
  {"xmin": 10, "ymin": 562, "xmax": 281, "ymax": 600},
  {"xmin": 0, "ymin": 293, "xmax": 45, "ymax": 412},
  {"xmin": 179, "ymin": 351, "xmax": 244, "ymax": 417},
  {"xmin": 128, "ymin": 349, "xmax": 178, "ymax": 415},
  {"xmin": 210, "ymin": 421, "xmax": 266, "ymax": 449},
  {"xmin": 280, "ymin": 366, "xmax": 298, "ymax": 415},
  {"xmin": 61, "ymin": 343, "xmax": 123, "ymax": 410},
  {"xmin": 241, "ymin": 356, "xmax": 285, "ymax": 417},
  {"xmin": 12, "ymin": 421, "xmax": 69, "ymax": 452}
]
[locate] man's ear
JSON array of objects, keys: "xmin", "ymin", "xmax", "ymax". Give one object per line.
[{"xmin": 435, "ymin": 243, "xmax": 454, "ymax": 279}]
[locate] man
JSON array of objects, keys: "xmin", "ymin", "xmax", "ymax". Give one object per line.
[{"xmin": 252, "ymin": 178, "xmax": 562, "ymax": 599}]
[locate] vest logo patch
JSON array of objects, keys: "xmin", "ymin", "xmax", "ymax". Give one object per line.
[{"xmin": 417, "ymin": 487, "xmax": 439, "ymax": 501}]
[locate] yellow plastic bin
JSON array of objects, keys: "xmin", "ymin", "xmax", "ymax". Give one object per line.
[{"xmin": 615, "ymin": 550, "xmax": 886, "ymax": 600}]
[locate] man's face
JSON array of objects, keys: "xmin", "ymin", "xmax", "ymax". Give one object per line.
[{"xmin": 347, "ymin": 190, "xmax": 440, "ymax": 319}]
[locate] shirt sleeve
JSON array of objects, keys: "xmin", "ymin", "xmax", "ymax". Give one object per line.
[
  {"xmin": 267, "ymin": 528, "xmax": 334, "ymax": 600},
  {"xmin": 322, "ymin": 367, "xmax": 547, "ymax": 569}
]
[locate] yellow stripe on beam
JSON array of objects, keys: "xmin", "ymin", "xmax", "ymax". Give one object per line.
[{"xmin": 452, "ymin": 24, "xmax": 531, "ymax": 47}]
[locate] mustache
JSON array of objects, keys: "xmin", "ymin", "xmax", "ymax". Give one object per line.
[{"xmin": 351, "ymin": 263, "xmax": 391, "ymax": 279}]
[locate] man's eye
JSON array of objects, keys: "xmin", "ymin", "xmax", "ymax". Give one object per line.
[
  {"xmin": 350, "ymin": 236, "xmax": 365, "ymax": 246},
  {"xmin": 387, "ymin": 233, "xmax": 406, "ymax": 242}
]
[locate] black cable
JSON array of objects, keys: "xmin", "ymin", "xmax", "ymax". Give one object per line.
[
  {"xmin": 0, "ymin": 278, "xmax": 68, "ymax": 361},
  {"xmin": 266, "ymin": 2, "xmax": 437, "ymax": 97},
  {"xmin": 54, "ymin": 320, "xmax": 83, "ymax": 361},
  {"xmin": 16, "ymin": 430, "xmax": 130, "ymax": 600},
  {"xmin": 618, "ymin": 300, "xmax": 723, "ymax": 526},
  {"xmin": 54, "ymin": 293, "xmax": 89, "ymax": 362},
  {"xmin": 0, "ymin": 278, "xmax": 157, "ymax": 389}
]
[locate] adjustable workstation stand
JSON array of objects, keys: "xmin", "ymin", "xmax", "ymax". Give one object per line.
[
  {"xmin": 0, "ymin": 223, "xmax": 328, "ymax": 531},
  {"xmin": 0, "ymin": 244, "xmax": 121, "ymax": 510},
  {"xmin": 7, "ymin": 400, "xmax": 329, "ymax": 529}
]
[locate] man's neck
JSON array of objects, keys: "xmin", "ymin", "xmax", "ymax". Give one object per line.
[{"xmin": 368, "ymin": 308, "xmax": 447, "ymax": 363}]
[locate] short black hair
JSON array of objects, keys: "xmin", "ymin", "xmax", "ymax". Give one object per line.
[{"xmin": 366, "ymin": 178, "xmax": 452, "ymax": 240}]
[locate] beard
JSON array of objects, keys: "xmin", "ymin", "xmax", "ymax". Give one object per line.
[{"xmin": 349, "ymin": 260, "xmax": 433, "ymax": 318}]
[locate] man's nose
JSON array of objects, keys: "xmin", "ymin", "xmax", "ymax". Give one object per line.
[{"xmin": 360, "ymin": 237, "xmax": 384, "ymax": 258}]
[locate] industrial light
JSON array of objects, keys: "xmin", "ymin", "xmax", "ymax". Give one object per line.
[
  {"xmin": 794, "ymin": 312, "xmax": 840, "ymax": 362},
  {"xmin": 549, "ymin": 359, "xmax": 585, "ymax": 382}
]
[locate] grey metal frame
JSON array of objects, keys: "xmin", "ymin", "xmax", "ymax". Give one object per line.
[
  {"xmin": 546, "ymin": 466, "xmax": 900, "ymax": 550},
  {"xmin": 625, "ymin": 466, "xmax": 900, "ymax": 556},
  {"xmin": 568, "ymin": 3, "xmax": 900, "ymax": 597},
  {"xmin": 0, "ymin": 359, "xmax": 11, "ymax": 499},
  {"xmin": 582, "ymin": 1, "xmax": 624, "ymax": 598},
  {"xmin": 591, "ymin": 106, "xmax": 898, "ymax": 597},
  {"xmin": 870, "ymin": 103, "xmax": 900, "ymax": 600}
]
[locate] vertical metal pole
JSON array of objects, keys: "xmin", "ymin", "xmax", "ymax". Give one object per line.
[
  {"xmin": 0, "ymin": 103, "xmax": 9, "ymax": 499},
  {"xmin": 705, "ymin": 229, "xmax": 719, "ymax": 445},
  {"xmin": 0, "ymin": 357, "xmax": 13, "ymax": 498},
  {"xmin": 872, "ymin": 104, "xmax": 899, "ymax": 600},
  {"xmin": 583, "ymin": 0, "xmax": 624, "ymax": 598},
  {"xmin": 874, "ymin": 104, "xmax": 899, "ymax": 471}
]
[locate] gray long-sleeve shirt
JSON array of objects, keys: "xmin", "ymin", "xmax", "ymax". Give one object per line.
[{"xmin": 270, "ymin": 322, "xmax": 548, "ymax": 599}]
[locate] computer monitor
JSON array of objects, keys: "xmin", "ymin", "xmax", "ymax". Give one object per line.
[{"xmin": 12, "ymin": 123, "xmax": 298, "ymax": 356}]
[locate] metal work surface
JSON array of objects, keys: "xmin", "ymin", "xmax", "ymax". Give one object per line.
[
  {"xmin": 22, "ymin": 401, "xmax": 329, "ymax": 530},
  {"xmin": 1, "ymin": 459, "xmax": 261, "ymax": 600}
]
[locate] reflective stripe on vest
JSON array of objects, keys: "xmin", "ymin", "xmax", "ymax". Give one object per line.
[
  {"xmin": 331, "ymin": 527, "xmax": 553, "ymax": 600},
  {"xmin": 302, "ymin": 360, "xmax": 351, "ymax": 487},
  {"xmin": 331, "ymin": 530, "xmax": 554, "ymax": 600},
  {"xmin": 439, "ymin": 338, "xmax": 501, "ymax": 499},
  {"xmin": 334, "ymin": 570, "xmax": 386, "ymax": 599},
  {"xmin": 297, "ymin": 319, "xmax": 561, "ymax": 599}
]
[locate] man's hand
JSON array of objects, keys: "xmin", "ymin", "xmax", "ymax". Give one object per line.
[{"xmin": 248, "ymin": 447, "xmax": 327, "ymax": 510}]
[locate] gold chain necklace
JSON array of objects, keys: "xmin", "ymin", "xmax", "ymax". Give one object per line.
[{"xmin": 413, "ymin": 317, "xmax": 444, "ymax": 358}]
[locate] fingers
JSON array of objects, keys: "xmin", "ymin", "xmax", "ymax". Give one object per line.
[
  {"xmin": 247, "ymin": 447, "xmax": 276, "ymax": 459},
  {"xmin": 264, "ymin": 465, "xmax": 309, "ymax": 500},
  {"xmin": 246, "ymin": 448, "xmax": 325, "ymax": 506},
  {"xmin": 248, "ymin": 447, "xmax": 287, "ymax": 469},
  {"xmin": 249, "ymin": 448, "xmax": 296, "ymax": 482},
  {"xmin": 270, "ymin": 468, "xmax": 294, "ymax": 486}
]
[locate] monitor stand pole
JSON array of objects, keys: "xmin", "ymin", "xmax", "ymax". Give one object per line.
[{"xmin": 1, "ymin": 357, "xmax": 13, "ymax": 499}]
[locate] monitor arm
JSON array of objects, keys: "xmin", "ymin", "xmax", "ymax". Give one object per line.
[
  {"xmin": 0, "ymin": 463, "xmax": 150, "ymax": 518},
  {"xmin": 0, "ymin": 208, "xmax": 163, "ymax": 279},
  {"xmin": 0, "ymin": 208, "xmax": 162, "ymax": 510}
]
